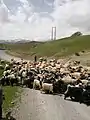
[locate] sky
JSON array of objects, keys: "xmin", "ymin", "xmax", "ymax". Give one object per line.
[{"xmin": 0, "ymin": 0, "xmax": 90, "ymax": 41}]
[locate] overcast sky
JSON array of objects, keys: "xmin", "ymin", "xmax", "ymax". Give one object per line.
[{"xmin": 0, "ymin": 0, "xmax": 90, "ymax": 41}]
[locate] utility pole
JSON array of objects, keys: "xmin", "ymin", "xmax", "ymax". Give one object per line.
[
  {"xmin": 51, "ymin": 27, "xmax": 53, "ymax": 40},
  {"xmin": 51, "ymin": 27, "xmax": 56, "ymax": 40},
  {"xmin": 54, "ymin": 27, "xmax": 56, "ymax": 40}
]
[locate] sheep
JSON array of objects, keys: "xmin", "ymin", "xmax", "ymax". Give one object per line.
[
  {"xmin": 62, "ymin": 75, "xmax": 76, "ymax": 85},
  {"xmin": 0, "ymin": 64, "xmax": 4, "ymax": 69},
  {"xmin": 8, "ymin": 73, "xmax": 19, "ymax": 86},
  {"xmin": 60, "ymin": 68, "xmax": 66, "ymax": 73},
  {"xmin": 3, "ymin": 71, "xmax": 8, "ymax": 76},
  {"xmin": 10, "ymin": 59, "xmax": 16, "ymax": 64},
  {"xmin": 33, "ymin": 79, "xmax": 41, "ymax": 90},
  {"xmin": 4, "ymin": 64, "xmax": 10, "ymax": 70},
  {"xmin": 81, "ymin": 80, "xmax": 89, "ymax": 86},
  {"xmin": 22, "ymin": 71, "xmax": 27, "ymax": 78},
  {"xmin": 9, "ymin": 74, "xmax": 16, "ymax": 79},
  {"xmin": 0, "ymin": 59, "xmax": 5, "ymax": 64},
  {"xmin": 1, "ymin": 57, "xmax": 90, "ymax": 95},
  {"xmin": 41, "ymin": 82, "xmax": 53, "ymax": 94},
  {"xmin": 71, "ymin": 72, "xmax": 81, "ymax": 79},
  {"xmin": 6, "ymin": 70, "xmax": 11, "ymax": 75}
]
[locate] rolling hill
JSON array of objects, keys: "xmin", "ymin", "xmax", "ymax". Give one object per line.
[{"xmin": 0, "ymin": 35, "xmax": 90, "ymax": 59}]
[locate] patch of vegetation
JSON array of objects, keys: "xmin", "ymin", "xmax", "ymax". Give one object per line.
[
  {"xmin": 0, "ymin": 60, "xmax": 21, "ymax": 113},
  {"xmin": 2, "ymin": 86, "xmax": 19, "ymax": 112}
]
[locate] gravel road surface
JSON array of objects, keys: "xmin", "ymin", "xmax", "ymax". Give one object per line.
[
  {"xmin": 0, "ymin": 50, "xmax": 21, "ymax": 62},
  {"xmin": 12, "ymin": 88, "xmax": 90, "ymax": 120},
  {"xmin": 0, "ymin": 50, "xmax": 90, "ymax": 120}
]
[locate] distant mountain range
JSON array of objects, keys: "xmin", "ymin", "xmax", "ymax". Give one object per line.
[
  {"xmin": 0, "ymin": 39, "xmax": 41, "ymax": 44},
  {"xmin": 0, "ymin": 32, "xmax": 83, "ymax": 44}
]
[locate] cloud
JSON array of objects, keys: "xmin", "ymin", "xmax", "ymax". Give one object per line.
[
  {"xmin": 0, "ymin": 0, "xmax": 90, "ymax": 41},
  {"xmin": 0, "ymin": 1, "xmax": 10, "ymax": 23},
  {"xmin": 3, "ymin": 0, "xmax": 23, "ymax": 15}
]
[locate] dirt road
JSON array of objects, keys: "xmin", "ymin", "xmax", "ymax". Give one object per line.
[
  {"xmin": 0, "ymin": 50, "xmax": 29, "ymax": 62},
  {"xmin": 11, "ymin": 88, "xmax": 90, "ymax": 120},
  {"xmin": 1, "ymin": 50, "xmax": 90, "ymax": 120}
]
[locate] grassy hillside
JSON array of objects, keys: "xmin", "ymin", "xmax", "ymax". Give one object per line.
[
  {"xmin": 29, "ymin": 35, "xmax": 90, "ymax": 58},
  {"xmin": 0, "ymin": 35, "xmax": 90, "ymax": 59}
]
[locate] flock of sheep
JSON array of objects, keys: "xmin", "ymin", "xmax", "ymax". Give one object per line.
[{"xmin": 0, "ymin": 58, "xmax": 90, "ymax": 95}]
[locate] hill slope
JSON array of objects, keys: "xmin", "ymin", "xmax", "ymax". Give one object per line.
[{"xmin": 0, "ymin": 35, "xmax": 90, "ymax": 59}]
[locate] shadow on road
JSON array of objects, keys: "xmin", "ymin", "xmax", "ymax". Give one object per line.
[
  {"xmin": 84, "ymin": 102, "xmax": 90, "ymax": 106},
  {"xmin": 65, "ymin": 98, "xmax": 90, "ymax": 106},
  {"xmin": 41, "ymin": 91, "xmax": 63, "ymax": 96},
  {"xmin": 65, "ymin": 98, "xmax": 79, "ymax": 103}
]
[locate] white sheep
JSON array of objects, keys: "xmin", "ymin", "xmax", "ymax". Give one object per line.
[
  {"xmin": 9, "ymin": 74, "xmax": 15, "ymax": 79},
  {"xmin": 4, "ymin": 64, "xmax": 10, "ymax": 70},
  {"xmin": 7, "ymin": 70, "xmax": 11, "ymax": 74},
  {"xmin": 22, "ymin": 71, "xmax": 27, "ymax": 78},
  {"xmin": 41, "ymin": 83, "xmax": 53, "ymax": 94},
  {"xmin": 1, "ymin": 60, "xmax": 5, "ymax": 63},
  {"xmin": 33, "ymin": 79, "xmax": 41, "ymax": 90},
  {"xmin": 71, "ymin": 72, "xmax": 81, "ymax": 79},
  {"xmin": 81, "ymin": 80, "xmax": 89, "ymax": 86},
  {"xmin": 3, "ymin": 71, "xmax": 8, "ymax": 76},
  {"xmin": 62, "ymin": 75, "xmax": 76, "ymax": 84}
]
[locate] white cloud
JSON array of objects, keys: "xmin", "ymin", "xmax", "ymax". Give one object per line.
[
  {"xmin": 0, "ymin": 0, "xmax": 90, "ymax": 41},
  {"xmin": 0, "ymin": 1, "xmax": 9, "ymax": 23}
]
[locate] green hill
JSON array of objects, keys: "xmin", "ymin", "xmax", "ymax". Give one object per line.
[{"xmin": 0, "ymin": 35, "xmax": 90, "ymax": 59}]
